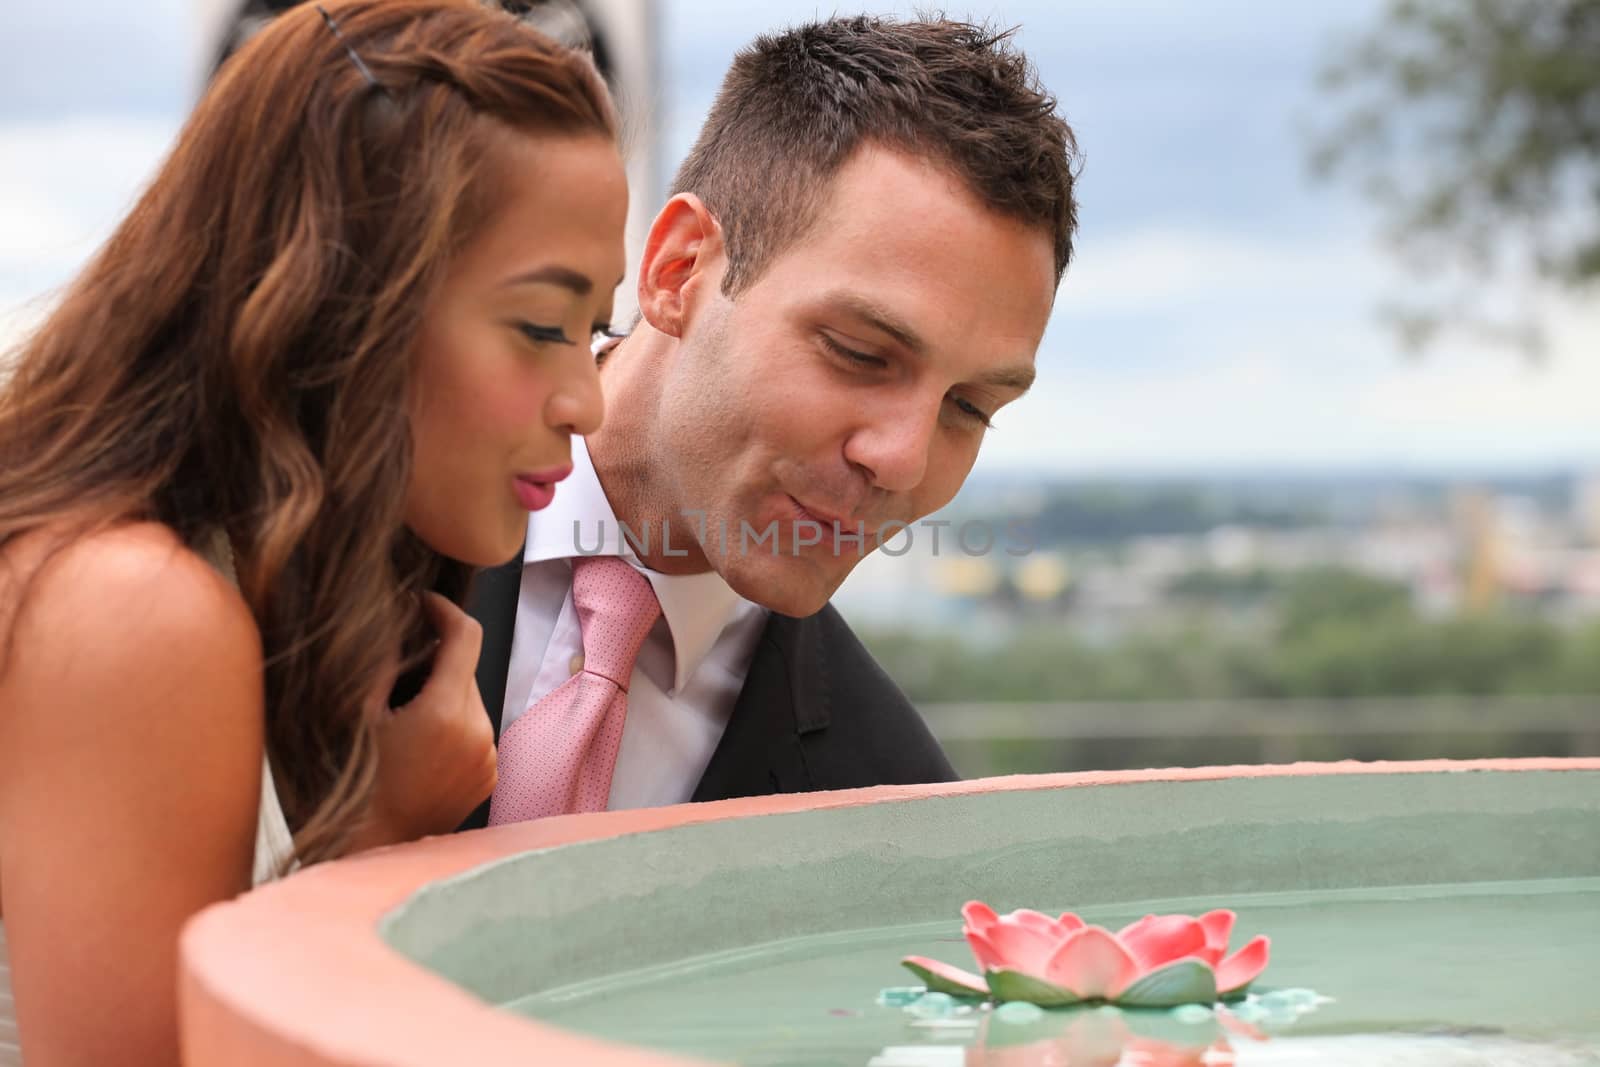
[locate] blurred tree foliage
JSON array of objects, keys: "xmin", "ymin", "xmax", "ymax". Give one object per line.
[
  {"xmin": 1309, "ymin": 0, "xmax": 1600, "ymax": 356},
  {"xmin": 863, "ymin": 567, "xmax": 1600, "ymax": 702}
]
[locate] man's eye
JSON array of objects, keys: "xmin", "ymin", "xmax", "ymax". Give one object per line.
[
  {"xmin": 519, "ymin": 322, "xmax": 574, "ymax": 345},
  {"xmin": 952, "ymin": 396, "xmax": 994, "ymax": 428},
  {"xmin": 822, "ymin": 335, "xmax": 886, "ymax": 368},
  {"xmin": 592, "ymin": 326, "xmax": 627, "ymax": 358}
]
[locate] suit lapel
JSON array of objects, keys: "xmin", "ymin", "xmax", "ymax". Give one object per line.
[
  {"xmin": 691, "ymin": 611, "xmax": 829, "ymax": 802},
  {"xmin": 467, "ymin": 555, "xmax": 523, "ymax": 741},
  {"xmin": 458, "ymin": 555, "xmax": 522, "ymax": 833}
]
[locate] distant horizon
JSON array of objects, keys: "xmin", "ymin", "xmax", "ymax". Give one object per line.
[{"xmin": 966, "ymin": 459, "xmax": 1600, "ymax": 482}]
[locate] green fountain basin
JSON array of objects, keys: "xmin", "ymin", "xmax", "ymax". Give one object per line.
[{"xmin": 379, "ymin": 767, "xmax": 1600, "ymax": 1065}]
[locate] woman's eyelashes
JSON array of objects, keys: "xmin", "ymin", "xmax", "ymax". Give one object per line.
[
  {"xmin": 519, "ymin": 322, "xmax": 574, "ymax": 346},
  {"xmin": 520, "ymin": 322, "xmax": 626, "ymax": 349}
]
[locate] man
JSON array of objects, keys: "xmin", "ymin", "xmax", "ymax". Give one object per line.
[{"xmin": 463, "ymin": 14, "xmax": 1080, "ymax": 828}]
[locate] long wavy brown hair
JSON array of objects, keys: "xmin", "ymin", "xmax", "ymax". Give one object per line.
[{"xmin": 0, "ymin": 0, "xmax": 615, "ymax": 865}]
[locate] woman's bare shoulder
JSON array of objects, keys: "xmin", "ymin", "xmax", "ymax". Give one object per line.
[
  {"xmin": 0, "ymin": 524, "xmax": 269, "ymax": 1059},
  {"xmin": 5, "ymin": 519, "xmax": 254, "ymax": 630},
  {"xmin": 0, "ymin": 521, "xmax": 263, "ymax": 727}
]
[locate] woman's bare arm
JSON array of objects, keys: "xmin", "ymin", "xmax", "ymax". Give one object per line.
[{"xmin": 0, "ymin": 523, "xmax": 265, "ymax": 1067}]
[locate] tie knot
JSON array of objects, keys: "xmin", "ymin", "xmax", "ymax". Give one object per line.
[{"xmin": 570, "ymin": 556, "xmax": 662, "ymax": 687}]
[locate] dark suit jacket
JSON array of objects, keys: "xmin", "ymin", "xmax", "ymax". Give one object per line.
[{"xmin": 458, "ymin": 557, "xmax": 957, "ymax": 830}]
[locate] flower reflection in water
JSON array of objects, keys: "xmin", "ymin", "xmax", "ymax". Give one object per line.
[
  {"xmin": 969, "ymin": 1006, "xmax": 1249, "ymax": 1067},
  {"xmin": 871, "ymin": 1005, "xmax": 1260, "ymax": 1067}
]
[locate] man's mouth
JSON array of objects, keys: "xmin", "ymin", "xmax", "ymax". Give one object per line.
[{"xmin": 788, "ymin": 495, "xmax": 868, "ymax": 536}]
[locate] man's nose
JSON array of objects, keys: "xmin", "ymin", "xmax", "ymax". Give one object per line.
[{"xmin": 841, "ymin": 396, "xmax": 939, "ymax": 494}]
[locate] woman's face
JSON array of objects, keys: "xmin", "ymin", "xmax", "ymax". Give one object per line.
[{"xmin": 407, "ymin": 132, "xmax": 626, "ymax": 566}]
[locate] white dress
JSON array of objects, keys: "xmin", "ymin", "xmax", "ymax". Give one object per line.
[{"xmin": 0, "ymin": 534, "xmax": 296, "ymax": 1066}]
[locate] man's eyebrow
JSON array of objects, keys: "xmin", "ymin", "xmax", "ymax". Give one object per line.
[
  {"xmin": 826, "ymin": 292, "xmax": 925, "ymax": 354},
  {"xmin": 826, "ymin": 291, "xmax": 1036, "ymax": 393},
  {"xmin": 977, "ymin": 364, "xmax": 1036, "ymax": 393},
  {"xmin": 500, "ymin": 264, "xmax": 594, "ymax": 295}
]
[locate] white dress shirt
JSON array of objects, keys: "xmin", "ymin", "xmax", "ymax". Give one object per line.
[{"xmin": 501, "ymin": 437, "xmax": 769, "ymax": 810}]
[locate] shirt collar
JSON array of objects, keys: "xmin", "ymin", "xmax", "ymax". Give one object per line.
[{"xmin": 524, "ymin": 436, "xmax": 755, "ymax": 695}]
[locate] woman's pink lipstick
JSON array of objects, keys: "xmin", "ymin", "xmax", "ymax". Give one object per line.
[{"xmin": 513, "ymin": 465, "xmax": 572, "ymax": 512}]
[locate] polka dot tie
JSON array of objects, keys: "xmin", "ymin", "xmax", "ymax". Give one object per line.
[{"xmin": 488, "ymin": 556, "xmax": 662, "ymax": 824}]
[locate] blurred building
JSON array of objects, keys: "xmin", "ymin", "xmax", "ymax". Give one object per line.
[{"xmin": 1579, "ymin": 472, "xmax": 1600, "ymax": 547}]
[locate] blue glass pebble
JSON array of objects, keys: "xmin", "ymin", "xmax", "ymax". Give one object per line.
[
  {"xmin": 906, "ymin": 992, "xmax": 956, "ymax": 1018},
  {"xmin": 876, "ymin": 986, "xmax": 927, "ymax": 1007},
  {"xmin": 1261, "ymin": 1007, "xmax": 1301, "ymax": 1028},
  {"xmin": 994, "ymin": 1001, "xmax": 1046, "ymax": 1025}
]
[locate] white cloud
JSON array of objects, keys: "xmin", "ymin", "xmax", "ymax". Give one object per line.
[
  {"xmin": 0, "ymin": 1, "xmax": 193, "ymax": 121},
  {"xmin": 0, "ymin": 297, "xmax": 50, "ymax": 359},
  {"xmin": 0, "ymin": 115, "xmax": 180, "ymax": 325},
  {"xmin": 983, "ymin": 228, "xmax": 1600, "ymax": 473},
  {"xmin": 1054, "ymin": 227, "xmax": 1373, "ymax": 316}
]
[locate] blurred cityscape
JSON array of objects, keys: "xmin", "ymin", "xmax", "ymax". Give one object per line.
[{"xmin": 841, "ymin": 469, "xmax": 1600, "ymax": 774}]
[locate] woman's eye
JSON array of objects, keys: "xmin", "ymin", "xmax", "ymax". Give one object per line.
[{"xmin": 519, "ymin": 322, "xmax": 573, "ymax": 345}]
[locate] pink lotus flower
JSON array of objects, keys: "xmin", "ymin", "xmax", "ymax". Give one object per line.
[{"xmin": 902, "ymin": 901, "xmax": 1270, "ymax": 1008}]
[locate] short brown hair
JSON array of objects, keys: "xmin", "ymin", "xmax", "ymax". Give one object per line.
[{"xmin": 671, "ymin": 15, "xmax": 1081, "ymax": 295}]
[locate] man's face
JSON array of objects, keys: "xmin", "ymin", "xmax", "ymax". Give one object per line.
[{"xmin": 655, "ymin": 145, "xmax": 1057, "ymax": 616}]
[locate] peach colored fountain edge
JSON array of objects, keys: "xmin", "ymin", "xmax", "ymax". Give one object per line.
[{"xmin": 178, "ymin": 758, "xmax": 1600, "ymax": 1067}]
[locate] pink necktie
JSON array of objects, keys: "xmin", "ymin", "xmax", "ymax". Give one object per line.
[{"xmin": 488, "ymin": 557, "xmax": 662, "ymax": 825}]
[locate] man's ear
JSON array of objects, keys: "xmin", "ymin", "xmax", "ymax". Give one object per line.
[{"xmin": 637, "ymin": 193, "xmax": 724, "ymax": 338}]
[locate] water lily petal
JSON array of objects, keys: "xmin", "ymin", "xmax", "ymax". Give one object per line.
[
  {"xmin": 901, "ymin": 955, "xmax": 989, "ymax": 998},
  {"xmin": 975, "ymin": 918, "xmax": 1060, "ymax": 976},
  {"xmin": 964, "ymin": 928, "xmax": 1008, "ymax": 972},
  {"xmin": 986, "ymin": 968, "xmax": 1082, "ymax": 1007},
  {"xmin": 1043, "ymin": 924, "xmax": 1141, "ymax": 999},
  {"xmin": 1008, "ymin": 908, "xmax": 1070, "ymax": 938},
  {"xmin": 1216, "ymin": 935, "xmax": 1271, "ymax": 995},
  {"xmin": 1198, "ymin": 909, "xmax": 1236, "ymax": 966},
  {"xmin": 962, "ymin": 900, "xmax": 999, "ymax": 932},
  {"xmin": 1056, "ymin": 912, "xmax": 1088, "ymax": 934},
  {"xmin": 962, "ymin": 902, "xmax": 1006, "ymax": 970},
  {"xmin": 1118, "ymin": 913, "xmax": 1208, "ymax": 971},
  {"xmin": 1115, "ymin": 958, "xmax": 1218, "ymax": 1008}
]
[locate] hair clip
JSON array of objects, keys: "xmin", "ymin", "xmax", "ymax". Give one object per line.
[{"xmin": 316, "ymin": 5, "xmax": 387, "ymax": 94}]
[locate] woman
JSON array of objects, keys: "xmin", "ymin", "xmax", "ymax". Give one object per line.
[{"xmin": 0, "ymin": 2, "xmax": 624, "ymax": 1063}]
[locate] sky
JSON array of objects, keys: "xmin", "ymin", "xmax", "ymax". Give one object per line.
[{"xmin": 2, "ymin": 0, "xmax": 1598, "ymax": 477}]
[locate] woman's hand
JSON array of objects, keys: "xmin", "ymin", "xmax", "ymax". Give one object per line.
[{"xmin": 355, "ymin": 593, "xmax": 498, "ymax": 848}]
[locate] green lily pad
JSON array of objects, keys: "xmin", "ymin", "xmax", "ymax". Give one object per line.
[
  {"xmin": 986, "ymin": 969, "xmax": 1083, "ymax": 1007},
  {"xmin": 1115, "ymin": 959, "xmax": 1218, "ymax": 1008},
  {"xmin": 900, "ymin": 960, "xmax": 986, "ymax": 998}
]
